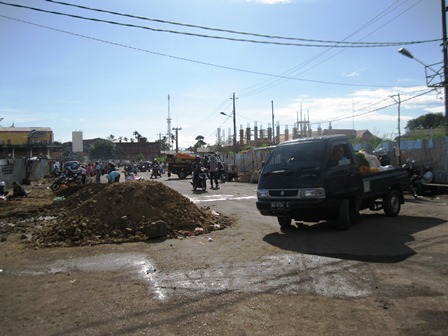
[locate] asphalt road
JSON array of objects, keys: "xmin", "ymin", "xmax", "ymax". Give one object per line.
[{"xmin": 1, "ymin": 172, "xmax": 448, "ymax": 335}]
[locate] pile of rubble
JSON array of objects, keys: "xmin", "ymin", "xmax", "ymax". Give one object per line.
[{"xmin": 1, "ymin": 180, "xmax": 233, "ymax": 247}]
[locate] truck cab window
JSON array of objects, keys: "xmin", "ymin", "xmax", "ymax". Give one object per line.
[{"xmin": 329, "ymin": 144, "xmax": 351, "ymax": 167}]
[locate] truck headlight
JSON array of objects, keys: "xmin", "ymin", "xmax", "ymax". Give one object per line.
[
  {"xmin": 299, "ymin": 188, "xmax": 326, "ymax": 199},
  {"xmin": 257, "ymin": 189, "xmax": 270, "ymax": 199}
]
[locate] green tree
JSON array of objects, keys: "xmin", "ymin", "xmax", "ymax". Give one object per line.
[
  {"xmin": 405, "ymin": 113, "xmax": 444, "ymax": 131},
  {"xmin": 133, "ymin": 131, "xmax": 142, "ymax": 142},
  {"xmin": 156, "ymin": 136, "xmax": 170, "ymax": 151},
  {"xmin": 194, "ymin": 135, "xmax": 206, "ymax": 150},
  {"xmin": 89, "ymin": 139, "xmax": 115, "ymax": 160},
  {"xmin": 107, "ymin": 134, "xmax": 116, "ymax": 142}
]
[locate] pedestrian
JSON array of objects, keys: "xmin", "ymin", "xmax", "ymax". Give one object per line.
[
  {"xmin": 51, "ymin": 161, "xmax": 60, "ymax": 177},
  {"xmin": 86, "ymin": 163, "xmax": 94, "ymax": 177},
  {"xmin": 208, "ymin": 153, "xmax": 220, "ymax": 189},
  {"xmin": 94, "ymin": 162, "xmax": 101, "ymax": 183},
  {"xmin": 7, "ymin": 181, "xmax": 27, "ymax": 200},
  {"xmin": 106, "ymin": 170, "xmax": 121, "ymax": 183},
  {"xmin": 80, "ymin": 165, "xmax": 87, "ymax": 185}
]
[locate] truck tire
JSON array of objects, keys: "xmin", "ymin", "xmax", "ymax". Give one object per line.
[
  {"xmin": 277, "ymin": 217, "xmax": 292, "ymax": 228},
  {"xmin": 383, "ymin": 190, "xmax": 401, "ymax": 217},
  {"xmin": 178, "ymin": 171, "xmax": 187, "ymax": 179},
  {"xmin": 337, "ymin": 199, "xmax": 350, "ymax": 230}
]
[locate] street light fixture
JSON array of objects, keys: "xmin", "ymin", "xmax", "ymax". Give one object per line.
[{"xmin": 398, "ymin": 46, "xmax": 448, "ymax": 136}]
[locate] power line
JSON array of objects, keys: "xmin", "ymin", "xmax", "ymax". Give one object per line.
[
  {"xmin": 237, "ymin": 0, "xmax": 427, "ymax": 98},
  {"xmin": 0, "ymin": 1, "xmax": 440, "ymax": 48},
  {"xmin": 313, "ymin": 88, "xmax": 436, "ymax": 126},
  {"xmin": 0, "ymin": 14, "xmax": 411, "ymax": 89},
  {"xmin": 42, "ymin": 0, "xmax": 436, "ymax": 47}
]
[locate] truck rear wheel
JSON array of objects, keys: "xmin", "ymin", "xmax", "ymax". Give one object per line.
[
  {"xmin": 337, "ymin": 199, "xmax": 350, "ymax": 230},
  {"xmin": 178, "ymin": 171, "xmax": 187, "ymax": 179},
  {"xmin": 277, "ymin": 217, "xmax": 292, "ymax": 228},
  {"xmin": 383, "ymin": 190, "xmax": 401, "ymax": 217}
]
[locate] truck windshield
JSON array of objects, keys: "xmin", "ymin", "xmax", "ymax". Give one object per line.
[{"xmin": 263, "ymin": 141, "xmax": 325, "ymax": 174}]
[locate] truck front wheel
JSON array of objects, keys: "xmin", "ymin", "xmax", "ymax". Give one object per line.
[
  {"xmin": 337, "ymin": 199, "xmax": 350, "ymax": 230},
  {"xmin": 383, "ymin": 190, "xmax": 401, "ymax": 217},
  {"xmin": 277, "ymin": 217, "xmax": 292, "ymax": 228}
]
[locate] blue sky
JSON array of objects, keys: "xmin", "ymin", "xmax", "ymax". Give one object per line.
[{"xmin": 0, "ymin": 0, "xmax": 444, "ymax": 149}]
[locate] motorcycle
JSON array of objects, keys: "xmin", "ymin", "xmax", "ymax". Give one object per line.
[
  {"xmin": 402, "ymin": 159, "xmax": 421, "ymax": 199},
  {"xmin": 150, "ymin": 164, "xmax": 161, "ymax": 179},
  {"xmin": 192, "ymin": 167, "xmax": 208, "ymax": 191},
  {"xmin": 50, "ymin": 170, "xmax": 82, "ymax": 191}
]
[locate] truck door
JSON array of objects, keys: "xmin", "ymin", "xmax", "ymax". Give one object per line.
[{"xmin": 325, "ymin": 141, "xmax": 360, "ymax": 198}]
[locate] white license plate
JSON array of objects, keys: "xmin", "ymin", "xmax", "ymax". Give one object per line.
[{"xmin": 271, "ymin": 202, "xmax": 290, "ymax": 209}]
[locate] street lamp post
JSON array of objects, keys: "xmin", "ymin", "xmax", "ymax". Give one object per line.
[
  {"xmin": 220, "ymin": 92, "xmax": 237, "ymax": 170},
  {"xmin": 390, "ymin": 94, "xmax": 401, "ymax": 166},
  {"xmin": 398, "ymin": 5, "xmax": 448, "ymax": 136}
]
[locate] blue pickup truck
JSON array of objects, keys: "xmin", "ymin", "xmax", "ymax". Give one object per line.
[{"xmin": 256, "ymin": 135, "xmax": 410, "ymax": 230}]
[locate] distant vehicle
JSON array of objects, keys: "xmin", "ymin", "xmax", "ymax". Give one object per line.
[
  {"xmin": 166, "ymin": 153, "xmax": 195, "ymax": 179},
  {"xmin": 63, "ymin": 161, "xmax": 80, "ymax": 172},
  {"xmin": 166, "ymin": 152, "xmax": 236, "ymax": 181},
  {"xmin": 138, "ymin": 161, "xmax": 152, "ymax": 172}
]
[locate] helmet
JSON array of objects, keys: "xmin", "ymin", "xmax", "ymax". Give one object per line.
[
  {"xmin": 0, "ymin": 181, "xmax": 5, "ymax": 187},
  {"xmin": 195, "ymin": 155, "xmax": 201, "ymax": 160},
  {"xmin": 425, "ymin": 166, "xmax": 433, "ymax": 171}
]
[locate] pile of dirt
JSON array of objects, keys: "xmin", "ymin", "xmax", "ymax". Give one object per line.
[{"xmin": 1, "ymin": 180, "xmax": 233, "ymax": 247}]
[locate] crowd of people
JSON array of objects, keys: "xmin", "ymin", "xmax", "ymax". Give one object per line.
[
  {"xmin": 0, "ymin": 181, "xmax": 28, "ymax": 200},
  {"xmin": 191, "ymin": 153, "xmax": 224, "ymax": 190}
]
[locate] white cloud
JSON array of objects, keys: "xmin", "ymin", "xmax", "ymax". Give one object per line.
[{"xmin": 341, "ymin": 68, "xmax": 366, "ymax": 78}]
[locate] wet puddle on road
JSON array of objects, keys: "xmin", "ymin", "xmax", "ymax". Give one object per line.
[{"xmin": 13, "ymin": 253, "xmax": 373, "ymax": 301}]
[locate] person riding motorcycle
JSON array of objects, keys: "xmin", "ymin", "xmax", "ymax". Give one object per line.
[
  {"xmin": 191, "ymin": 155, "xmax": 205, "ymax": 184},
  {"xmin": 150, "ymin": 159, "xmax": 160, "ymax": 178}
]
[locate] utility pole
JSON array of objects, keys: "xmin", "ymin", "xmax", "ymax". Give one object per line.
[
  {"xmin": 167, "ymin": 94, "xmax": 173, "ymax": 147},
  {"xmin": 271, "ymin": 100, "xmax": 275, "ymax": 144},
  {"xmin": 390, "ymin": 93, "xmax": 401, "ymax": 166},
  {"xmin": 232, "ymin": 92, "xmax": 237, "ymax": 169},
  {"xmin": 172, "ymin": 127, "xmax": 182, "ymax": 153},
  {"xmin": 442, "ymin": 0, "xmax": 448, "ymax": 135}
]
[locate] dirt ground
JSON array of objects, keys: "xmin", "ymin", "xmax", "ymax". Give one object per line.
[
  {"xmin": 1, "ymin": 179, "xmax": 448, "ymax": 335},
  {"xmin": 0, "ymin": 180, "xmax": 233, "ymax": 247}
]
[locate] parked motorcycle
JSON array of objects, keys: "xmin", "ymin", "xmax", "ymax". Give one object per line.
[
  {"xmin": 402, "ymin": 159, "xmax": 421, "ymax": 199},
  {"xmin": 50, "ymin": 170, "xmax": 82, "ymax": 191},
  {"xmin": 192, "ymin": 167, "xmax": 208, "ymax": 191}
]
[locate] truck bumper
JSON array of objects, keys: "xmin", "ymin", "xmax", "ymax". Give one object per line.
[{"xmin": 256, "ymin": 199, "xmax": 341, "ymax": 222}]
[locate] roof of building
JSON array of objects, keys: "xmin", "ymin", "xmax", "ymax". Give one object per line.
[{"xmin": 0, "ymin": 127, "xmax": 53, "ymax": 132}]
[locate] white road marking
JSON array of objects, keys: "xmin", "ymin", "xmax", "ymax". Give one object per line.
[{"xmin": 187, "ymin": 194, "xmax": 257, "ymax": 203}]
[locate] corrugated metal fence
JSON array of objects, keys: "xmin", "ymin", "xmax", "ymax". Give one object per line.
[{"xmin": 223, "ymin": 137, "xmax": 448, "ymax": 183}]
